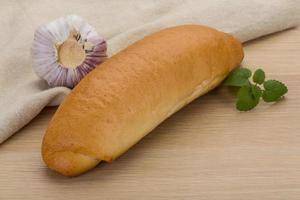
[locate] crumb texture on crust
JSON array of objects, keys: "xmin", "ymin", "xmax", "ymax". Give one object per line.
[{"xmin": 42, "ymin": 25, "xmax": 244, "ymax": 176}]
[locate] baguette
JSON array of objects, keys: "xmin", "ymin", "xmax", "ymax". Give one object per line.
[{"xmin": 42, "ymin": 25, "xmax": 244, "ymax": 176}]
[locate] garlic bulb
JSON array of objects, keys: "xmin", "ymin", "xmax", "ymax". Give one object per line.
[{"xmin": 32, "ymin": 15, "xmax": 107, "ymax": 88}]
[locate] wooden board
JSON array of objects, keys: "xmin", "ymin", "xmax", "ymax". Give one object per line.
[{"xmin": 1, "ymin": 27, "xmax": 299, "ymax": 200}]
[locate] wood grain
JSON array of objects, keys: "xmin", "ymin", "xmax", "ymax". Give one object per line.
[{"xmin": 1, "ymin": 27, "xmax": 300, "ymax": 200}]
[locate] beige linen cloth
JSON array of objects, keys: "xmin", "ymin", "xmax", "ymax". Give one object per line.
[{"xmin": 0, "ymin": 0, "xmax": 299, "ymax": 144}]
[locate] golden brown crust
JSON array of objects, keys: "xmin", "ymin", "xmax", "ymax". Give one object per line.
[{"xmin": 42, "ymin": 25, "xmax": 244, "ymax": 176}]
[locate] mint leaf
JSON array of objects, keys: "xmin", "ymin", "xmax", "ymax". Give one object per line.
[
  {"xmin": 223, "ymin": 67, "xmax": 288, "ymax": 111},
  {"xmin": 262, "ymin": 80, "xmax": 288, "ymax": 102},
  {"xmin": 223, "ymin": 68, "xmax": 252, "ymax": 87},
  {"xmin": 251, "ymin": 84, "xmax": 262, "ymax": 100},
  {"xmin": 236, "ymin": 85, "xmax": 260, "ymax": 111},
  {"xmin": 253, "ymin": 69, "xmax": 265, "ymax": 84}
]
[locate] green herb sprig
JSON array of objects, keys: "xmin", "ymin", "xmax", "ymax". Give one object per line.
[{"xmin": 223, "ymin": 68, "xmax": 288, "ymax": 111}]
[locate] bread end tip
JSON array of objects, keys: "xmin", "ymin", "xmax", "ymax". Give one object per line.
[{"xmin": 42, "ymin": 150, "xmax": 100, "ymax": 177}]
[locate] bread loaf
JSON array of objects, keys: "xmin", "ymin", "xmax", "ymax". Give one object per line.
[{"xmin": 42, "ymin": 25, "xmax": 244, "ymax": 176}]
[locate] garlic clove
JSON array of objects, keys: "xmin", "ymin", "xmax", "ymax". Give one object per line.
[{"xmin": 32, "ymin": 15, "xmax": 107, "ymax": 88}]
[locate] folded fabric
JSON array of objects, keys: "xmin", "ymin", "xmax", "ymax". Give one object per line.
[{"xmin": 0, "ymin": 0, "xmax": 299, "ymax": 143}]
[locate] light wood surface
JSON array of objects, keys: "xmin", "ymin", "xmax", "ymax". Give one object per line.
[{"xmin": 1, "ymin": 27, "xmax": 299, "ymax": 200}]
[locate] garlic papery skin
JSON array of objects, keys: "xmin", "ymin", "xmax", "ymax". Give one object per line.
[{"xmin": 32, "ymin": 15, "xmax": 107, "ymax": 88}]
